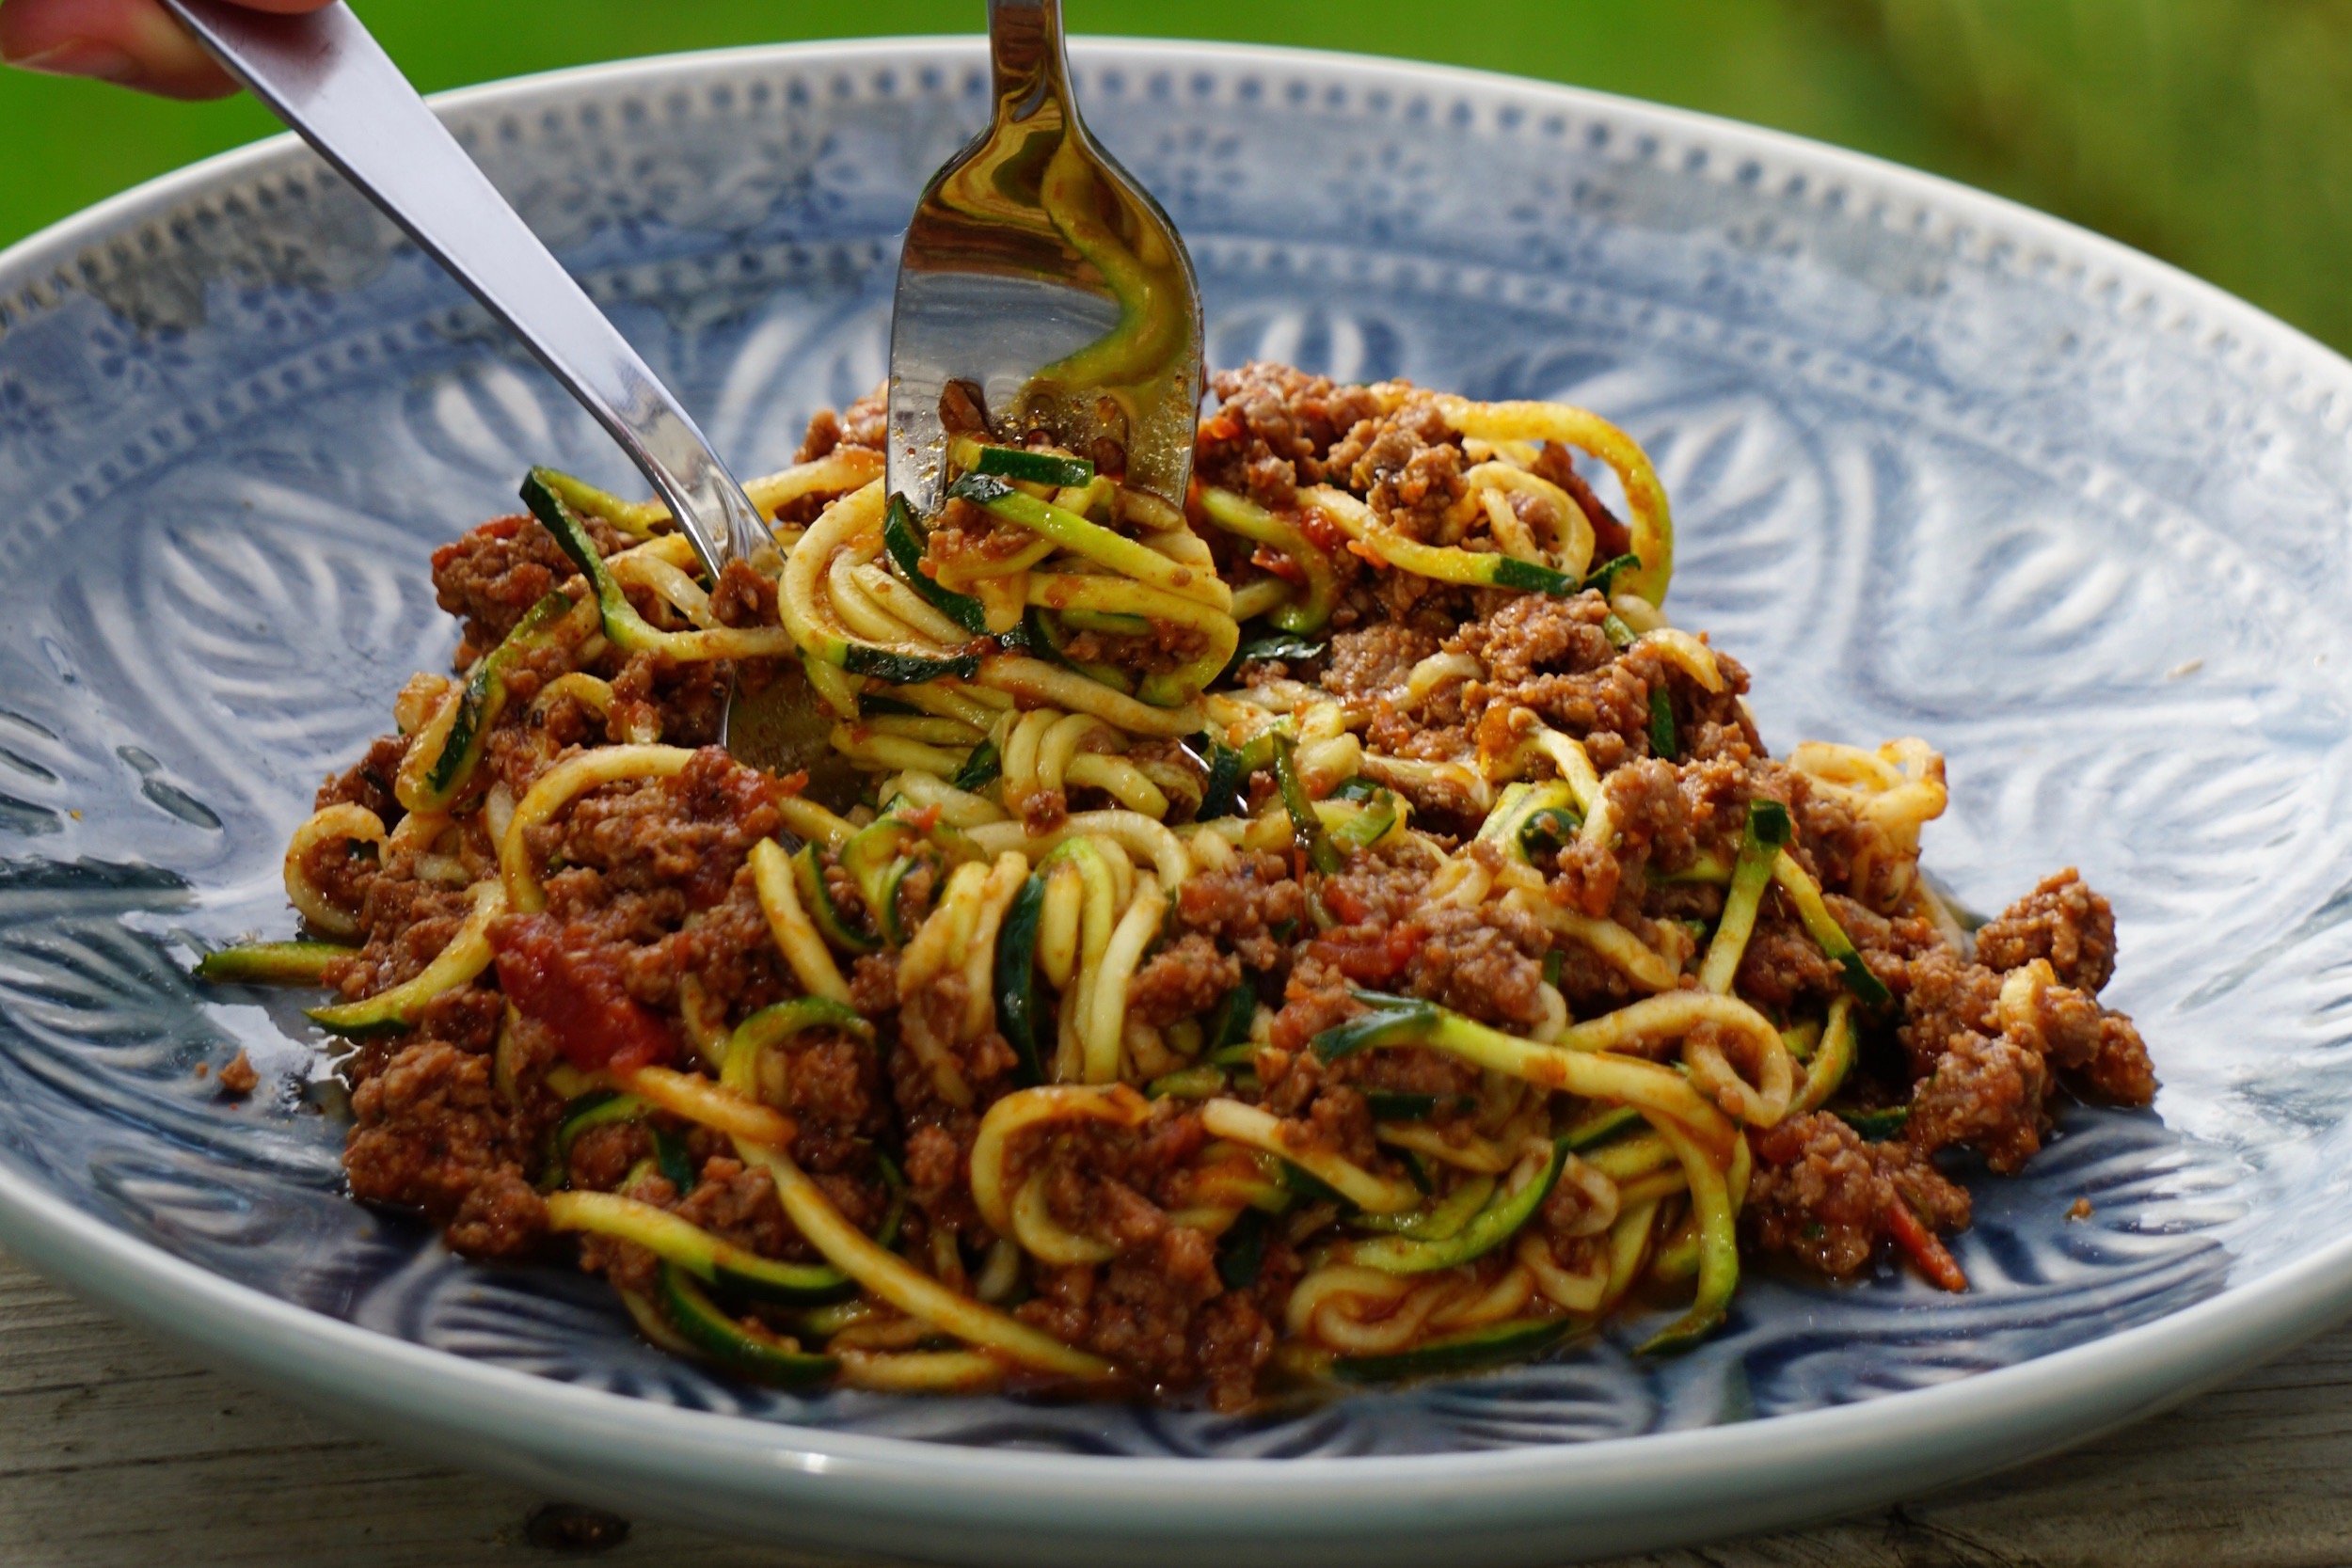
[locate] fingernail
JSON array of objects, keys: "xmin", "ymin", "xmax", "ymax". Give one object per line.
[{"xmin": 6, "ymin": 40, "xmax": 143, "ymax": 83}]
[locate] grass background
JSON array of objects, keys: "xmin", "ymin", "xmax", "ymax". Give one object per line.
[{"xmin": 4, "ymin": 0, "xmax": 2346, "ymax": 353}]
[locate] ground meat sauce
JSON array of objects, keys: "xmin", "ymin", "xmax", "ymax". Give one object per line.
[{"xmin": 261, "ymin": 363, "xmax": 2153, "ymax": 1411}]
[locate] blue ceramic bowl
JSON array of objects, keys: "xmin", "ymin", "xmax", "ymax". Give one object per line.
[{"xmin": 2, "ymin": 38, "xmax": 2349, "ymax": 1565}]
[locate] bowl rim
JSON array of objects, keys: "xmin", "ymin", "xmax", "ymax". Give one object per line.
[{"xmin": 4, "ymin": 30, "xmax": 2350, "ymax": 1548}]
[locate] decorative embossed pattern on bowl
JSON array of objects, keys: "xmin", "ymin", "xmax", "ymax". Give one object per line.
[{"xmin": 0, "ymin": 37, "xmax": 2348, "ymax": 1560}]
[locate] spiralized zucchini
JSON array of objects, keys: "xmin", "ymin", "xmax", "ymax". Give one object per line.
[{"xmin": 222, "ymin": 383, "xmax": 2000, "ymax": 1403}]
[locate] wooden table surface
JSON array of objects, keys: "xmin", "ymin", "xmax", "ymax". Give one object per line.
[{"xmin": 7, "ymin": 1246, "xmax": 2348, "ymax": 1568}]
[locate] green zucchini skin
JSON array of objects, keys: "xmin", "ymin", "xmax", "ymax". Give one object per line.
[
  {"xmin": 970, "ymin": 443, "xmax": 1094, "ymax": 488},
  {"xmin": 1204, "ymin": 982, "xmax": 1260, "ymax": 1066},
  {"xmin": 1347, "ymin": 1173, "xmax": 1494, "ymax": 1242},
  {"xmin": 1834, "ymin": 1104, "xmax": 1910, "ymax": 1141},
  {"xmin": 1579, "ymin": 552, "xmax": 1642, "ymax": 596},
  {"xmin": 1277, "ymin": 1160, "xmax": 1353, "ymax": 1211},
  {"xmin": 871, "ymin": 1149, "xmax": 910, "ymax": 1252},
  {"xmin": 1834, "ymin": 950, "xmax": 1894, "ymax": 1007},
  {"xmin": 1272, "ymin": 735, "xmax": 1342, "ymax": 875},
  {"xmin": 1647, "ymin": 686, "xmax": 1677, "ymax": 762},
  {"xmin": 876, "ymin": 854, "xmax": 931, "ymax": 946},
  {"xmin": 1330, "ymin": 1317, "xmax": 1579, "ymax": 1383},
  {"xmin": 1327, "ymin": 785, "xmax": 1399, "ymax": 853},
  {"xmin": 837, "ymin": 816, "xmax": 918, "ymax": 935},
  {"xmin": 1310, "ymin": 993, "xmax": 1440, "ymax": 1063},
  {"xmin": 1222, "ymin": 632, "xmax": 1325, "ymax": 684},
  {"xmin": 1216, "ymin": 1206, "xmax": 1268, "ymax": 1291},
  {"xmin": 951, "ymin": 738, "xmax": 1003, "ymax": 793},
  {"xmin": 192, "ymin": 941, "xmax": 349, "ymax": 987},
  {"xmin": 416, "ymin": 587, "xmax": 584, "ymax": 807},
  {"xmin": 994, "ymin": 872, "xmax": 1051, "ymax": 1085},
  {"xmin": 1196, "ymin": 729, "xmax": 1281, "ymax": 821},
  {"xmin": 1363, "ymin": 1090, "xmax": 1476, "ymax": 1122},
  {"xmin": 1198, "ymin": 741, "xmax": 1247, "ymax": 821},
  {"xmin": 1769, "ymin": 844, "xmax": 1896, "ymax": 1008},
  {"xmin": 707, "ymin": 1257, "xmax": 859, "ymax": 1308},
  {"xmin": 554, "ymin": 1088, "xmax": 651, "ymax": 1165},
  {"xmin": 1347, "ymin": 1141, "xmax": 1570, "ymax": 1274},
  {"xmin": 521, "ymin": 468, "xmax": 659, "ymax": 653},
  {"xmin": 1487, "ymin": 556, "xmax": 1579, "ymax": 594},
  {"xmin": 882, "ymin": 493, "xmax": 989, "ymax": 635},
  {"xmin": 1144, "ymin": 1065, "xmax": 1227, "ymax": 1100},
  {"xmin": 1562, "ymin": 1103, "xmax": 1643, "ymax": 1151},
  {"xmin": 1514, "ymin": 803, "xmax": 1581, "ymax": 861},
  {"xmin": 723, "ymin": 997, "xmax": 875, "ymax": 1120},
  {"xmin": 945, "ymin": 472, "xmax": 1020, "ymax": 508},
  {"xmin": 651, "ymin": 1125, "xmax": 698, "ymax": 1193},
  {"xmin": 304, "ymin": 1006, "xmax": 415, "ymax": 1041},
  {"xmin": 1746, "ymin": 799, "xmax": 1793, "ymax": 854},
  {"xmin": 1027, "ymin": 608, "xmax": 1136, "ymax": 694},
  {"xmin": 656, "ymin": 1263, "xmax": 840, "ymax": 1385},
  {"xmin": 841, "ymin": 644, "xmax": 982, "ymax": 684},
  {"xmin": 793, "ymin": 843, "xmax": 882, "ymax": 955}
]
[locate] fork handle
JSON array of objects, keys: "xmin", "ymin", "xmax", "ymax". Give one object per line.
[
  {"xmin": 156, "ymin": 0, "xmax": 773, "ymax": 577},
  {"xmin": 987, "ymin": 0, "xmax": 1072, "ymax": 118}
]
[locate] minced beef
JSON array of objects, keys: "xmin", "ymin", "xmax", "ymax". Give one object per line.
[
  {"xmin": 793, "ymin": 384, "xmax": 888, "ymax": 465},
  {"xmin": 1909, "ymin": 1030, "xmax": 2050, "ymax": 1173},
  {"xmin": 448, "ymin": 1169, "xmax": 548, "ymax": 1258},
  {"xmin": 1325, "ymin": 393, "xmax": 1470, "ymax": 543},
  {"xmin": 1403, "ymin": 903, "xmax": 1549, "ymax": 1028},
  {"xmin": 1324, "ymin": 624, "xmax": 1441, "ymax": 701},
  {"xmin": 1898, "ymin": 947, "xmax": 2005, "ymax": 1081},
  {"xmin": 215, "ymin": 1049, "xmax": 261, "ymax": 1098},
  {"xmin": 1193, "ymin": 361, "xmax": 1385, "ymax": 508},
  {"xmin": 1128, "ymin": 933, "xmax": 1242, "ymax": 1029},
  {"xmin": 1172, "ymin": 850, "xmax": 1304, "ymax": 974},
  {"xmin": 1891, "ymin": 880, "xmax": 2152, "ymax": 1170},
  {"xmin": 1734, "ymin": 914, "xmax": 1842, "ymax": 1010},
  {"xmin": 315, "ymin": 733, "xmax": 406, "ymax": 822},
  {"xmin": 430, "ymin": 511, "xmax": 627, "ymax": 665},
  {"xmin": 345, "ymin": 1038, "xmax": 535, "ymax": 1239},
  {"xmin": 1454, "ymin": 592, "xmax": 1617, "ymax": 688},
  {"xmin": 1977, "ymin": 868, "xmax": 2119, "ymax": 993},
  {"xmin": 1746, "ymin": 1112, "xmax": 1970, "ymax": 1276},
  {"xmin": 1747, "ymin": 1113, "xmax": 1888, "ymax": 1275},
  {"xmin": 2079, "ymin": 1013, "xmax": 2159, "ymax": 1104}
]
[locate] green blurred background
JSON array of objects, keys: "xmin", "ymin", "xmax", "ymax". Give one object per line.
[{"xmin": 5, "ymin": 0, "xmax": 2348, "ymax": 353}]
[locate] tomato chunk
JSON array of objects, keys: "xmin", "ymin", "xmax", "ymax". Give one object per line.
[
  {"xmin": 491, "ymin": 914, "xmax": 675, "ymax": 1074},
  {"xmin": 1308, "ymin": 924, "xmax": 1422, "ymax": 986}
]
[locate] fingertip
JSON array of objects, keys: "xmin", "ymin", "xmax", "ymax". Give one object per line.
[
  {"xmin": 0, "ymin": 0, "xmax": 243, "ymax": 98},
  {"xmin": 122, "ymin": 0, "xmax": 241, "ymax": 96}
]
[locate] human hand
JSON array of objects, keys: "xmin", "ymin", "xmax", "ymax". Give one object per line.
[{"xmin": 0, "ymin": 0, "xmax": 332, "ymax": 98}]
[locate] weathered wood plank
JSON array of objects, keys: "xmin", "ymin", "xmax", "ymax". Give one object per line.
[{"xmin": 3, "ymin": 1246, "xmax": 2348, "ymax": 1568}]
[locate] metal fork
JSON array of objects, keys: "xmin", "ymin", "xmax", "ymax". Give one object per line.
[
  {"xmin": 155, "ymin": 0, "xmax": 842, "ymax": 779},
  {"xmin": 159, "ymin": 0, "xmax": 1200, "ymax": 785},
  {"xmin": 886, "ymin": 0, "xmax": 1204, "ymax": 513}
]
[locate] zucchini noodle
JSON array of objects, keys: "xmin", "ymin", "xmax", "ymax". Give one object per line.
[
  {"xmin": 1198, "ymin": 1099, "xmax": 1421, "ymax": 1214},
  {"xmin": 306, "ymin": 879, "xmax": 504, "ymax": 1035},
  {"xmin": 1431, "ymin": 393, "xmax": 1675, "ymax": 605},
  {"xmin": 283, "ymin": 802, "xmax": 387, "ymax": 938},
  {"xmin": 964, "ymin": 810, "xmax": 1190, "ymax": 892},
  {"xmin": 230, "ymin": 370, "xmax": 2085, "ymax": 1407},
  {"xmin": 500, "ymin": 744, "xmax": 696, "ymax": 913},
  {"xmin": 734, "ymin": 1139, "xmax": 1112, "ymax": 1380}
]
